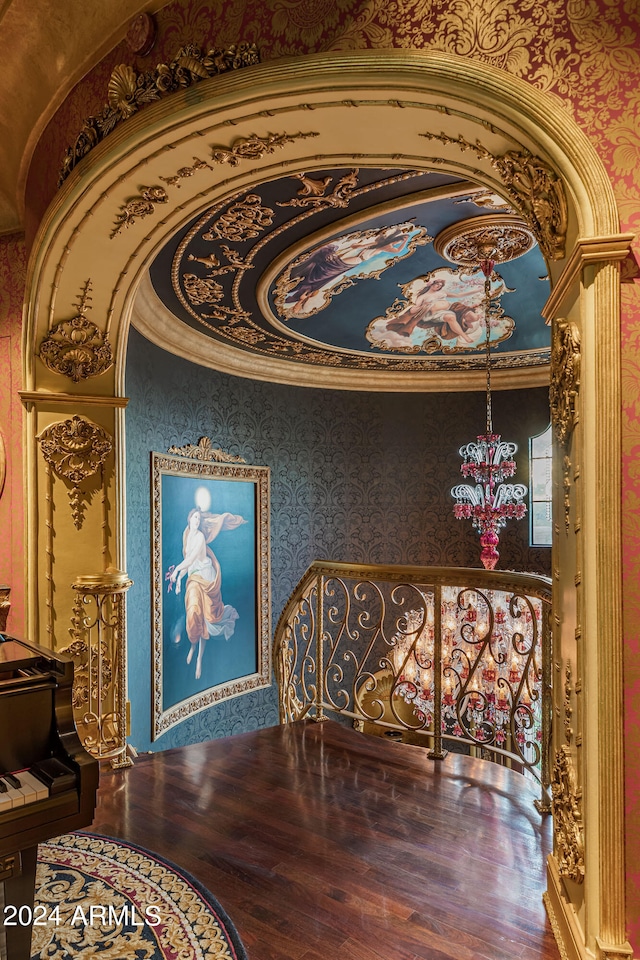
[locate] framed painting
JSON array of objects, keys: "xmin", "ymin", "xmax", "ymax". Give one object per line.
[{"xmin": 151, "ymin": 443, "xmax": 270, "ymax": 739}]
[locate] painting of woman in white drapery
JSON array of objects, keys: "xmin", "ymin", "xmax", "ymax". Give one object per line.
[{"xmin": 169, "ymin": 507, "xmax": 247, "ymax": 679}]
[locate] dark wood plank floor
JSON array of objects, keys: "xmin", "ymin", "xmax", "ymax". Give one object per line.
[{"xmin": 89, "ymin": 720, "xmax": 560, "ymax": 960}]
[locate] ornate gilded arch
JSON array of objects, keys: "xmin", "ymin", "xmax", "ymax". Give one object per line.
[{"xmin": 21, "ymin": 50, "xmax": 631, "ymax": 960}]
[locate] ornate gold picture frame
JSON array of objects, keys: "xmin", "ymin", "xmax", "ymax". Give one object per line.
[{"xmin": 151, "ymin": 448, "xmax": 270, "ymax": 740}]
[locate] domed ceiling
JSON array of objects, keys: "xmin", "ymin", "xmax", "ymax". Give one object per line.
[{"xmin": 148, "ymin": 167, "xmax": 551, "ymax": 380}]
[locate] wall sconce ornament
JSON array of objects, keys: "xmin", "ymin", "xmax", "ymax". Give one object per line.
[
  {"xmin": 38, "ymin": 416, "xmax": 113, "ymax": 529},
  {"xmin": 38, "ymin": 280, "xmax": 113, "ymax": 381}
]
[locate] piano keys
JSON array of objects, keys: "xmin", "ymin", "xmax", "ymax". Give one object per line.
[
  {"xmin": 0, "ymin": 633, "xmax": 99, "ymax": 960},
  {"xmin": 0, "ymin": 771, "xmax": 50, "ymax": 811}
]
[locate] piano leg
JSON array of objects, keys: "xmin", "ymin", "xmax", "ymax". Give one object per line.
[{"xmin": 0, "ymin": 846, "xmax": 37, "ymax": 960}]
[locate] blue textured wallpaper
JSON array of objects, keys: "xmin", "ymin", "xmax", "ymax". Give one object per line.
[{"xmin": 125, "ymin": 326, "xmax": 550, "ymax": 752}]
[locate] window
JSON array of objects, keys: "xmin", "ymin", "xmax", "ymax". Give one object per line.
[{"xmin": 529, "ymin": 424, "xmax": 552, "ymax": 546}]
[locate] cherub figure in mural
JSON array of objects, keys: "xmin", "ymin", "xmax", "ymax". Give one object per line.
[
  {"xmin": 385, "ymin": 278, "xmax": 483, "ymax": 344},
  {"xmin": 168, "ymin": 507, "xmax": 247, "ymax": 680},
  {"xmin": 281, "ymin": 222, "xmax": 426, "ymax": 319},
  {"xmin": 366, "ymin": 267, "xmax": 514, "ymax": 353}
]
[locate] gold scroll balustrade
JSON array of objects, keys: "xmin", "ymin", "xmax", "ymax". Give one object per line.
[{"xmin": 274, "ymin": 562, "xmax": 552, "ymax": 811}]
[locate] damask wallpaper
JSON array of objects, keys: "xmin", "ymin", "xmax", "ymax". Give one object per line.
[
  {"xmin": 0, "ymin": 234, "xmax": 25, "ymax": 637},
  {"xmin": 125, "ymin": 325, "xmax": 550, "ymax": 753}
]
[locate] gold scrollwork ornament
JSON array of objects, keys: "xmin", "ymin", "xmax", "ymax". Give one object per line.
[
  {"xmin": 551, "ymin": 745, "xmax": 585, "ymax": 884},
  {"xmin": 421, "ymin": 132, "xmax": 567, "ymax": 262},
  {"xmin": 39, "ymin": 318, "xmax": 113, "ymax": 382},
  {"xmin": 111, "ymin": 185, "xmax": 168, "ymax": 238},
  {"xmin": 59, "ymin": 43, "xmax": 260, "ymax": 185},
  {"xmin": 202, "ymin": 194, "xmax": 274, "ymax": 242},
  {"xmin": 550, "ymin": 320, "xmax": 580, "ymax": 532},
  {"xmin": 39, "ymin": 279, "xmax": 113, "ymax": 382},
  {"xmin": 550, "ymin": 319, "xmax": 581, "ymax": 446},
  {"xmin": 167, "ymin": 436, "xmax": 246, "ymax": 464},
  {"xmin": 209, "ymin": 131, "xmax": 318, "ymax": 167},
  {"xmin": 38, "ymin": 416, "xmax": 113, "ymax": 529}
]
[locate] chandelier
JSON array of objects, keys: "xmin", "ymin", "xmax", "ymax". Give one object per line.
[{"xmin": 451, "ymin": 258, "xmax": 527, "ymax": 570}]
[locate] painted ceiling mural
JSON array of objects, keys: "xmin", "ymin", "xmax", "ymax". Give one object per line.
[{"xmin": 150, "ymin": 167, "xmax": 550, "ymax": 373}]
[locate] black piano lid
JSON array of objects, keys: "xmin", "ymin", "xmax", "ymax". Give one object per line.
[{"xmin": 0, "ymin": 635, "xmax": 41, "ymax": 673}]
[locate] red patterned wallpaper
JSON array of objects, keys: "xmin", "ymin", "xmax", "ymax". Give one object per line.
[
  {"xmin": 21, "ymin": 0, "xmax": 640, "ymax": 945},
  {"xmin": 0, "ymin": 234, "xmax": 25, "ymax": 637}
]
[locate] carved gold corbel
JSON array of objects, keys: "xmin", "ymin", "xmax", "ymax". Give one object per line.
[
  {"xmin": 39, "ymin": 280, "xmax": 113, "ymax": 382},
  {"xmin": 549, "ymin": 319, "xmax": 581, "ymax": 531},
  {"xmin": 38, "ymin": 416, "xmax": 113, "ymax": 529}
]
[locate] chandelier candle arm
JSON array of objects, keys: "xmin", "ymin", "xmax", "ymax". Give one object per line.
[{"xmin": 451, "ymin": 258, "xmax": 528, "ymax": 570}]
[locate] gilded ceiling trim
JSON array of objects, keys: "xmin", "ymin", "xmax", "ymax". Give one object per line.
[
  {"xmin": 132, "ymin": 273, "xmax": 549, "ymax": 391},
  {"xmin": 433, "ymin": 215, "xmax": 536, "ymax": 266},
  {"xmin": 110, "ymin": 134, "xmax": 318, "ymax": 240},
  {"xmin": 41, "ymin": 87, "xmax": 558, "ymax": 352}
]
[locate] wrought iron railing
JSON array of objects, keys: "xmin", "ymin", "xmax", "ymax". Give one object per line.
[{"xmin": 274, "ymin": 562, "xmax": 552, "ymax": 810}]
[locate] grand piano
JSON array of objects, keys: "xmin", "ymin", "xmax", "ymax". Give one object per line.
[{"xmin": 0, "ymin": 634, "xmax": 99, "ymax": 960}]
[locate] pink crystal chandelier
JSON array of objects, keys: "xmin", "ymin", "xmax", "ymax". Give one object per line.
[{"xmin": 451, "ymin": 259, "xmax": 527, "ymax": 570}]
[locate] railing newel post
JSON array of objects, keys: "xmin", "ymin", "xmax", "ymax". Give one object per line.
[
  {"xmin": 314, "ymin": 568, "xmax": 327, "ymax": 722},
  {"xmin": 428, "ymin": 580, "xmax": 447, "ymax": 760},
  {"xmin": 535, "ymin": 598, "xmax": 553, "ymax": 813}
]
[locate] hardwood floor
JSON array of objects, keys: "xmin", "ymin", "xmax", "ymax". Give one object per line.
[{"xmin": 90, "ymin": 719, "xmax": 560, "ymax": 960}]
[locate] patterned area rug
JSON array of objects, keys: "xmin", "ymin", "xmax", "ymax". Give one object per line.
[{"xmin": 32, "ymin": 832, "xmax": 248, "ymax": 959}]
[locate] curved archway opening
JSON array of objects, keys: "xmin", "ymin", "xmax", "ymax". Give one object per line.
[{"xmin": 22, "ymin": 51, "xmax": 631, "ymax": 960}]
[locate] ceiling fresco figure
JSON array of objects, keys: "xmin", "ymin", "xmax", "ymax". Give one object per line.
[
  {"xmin": 276, "ymin": 220, "xmax": 431, "ymax": 320},
  {"xmin": 367, "ymin": 267, "xmax": 514, "ymax": 353}
]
